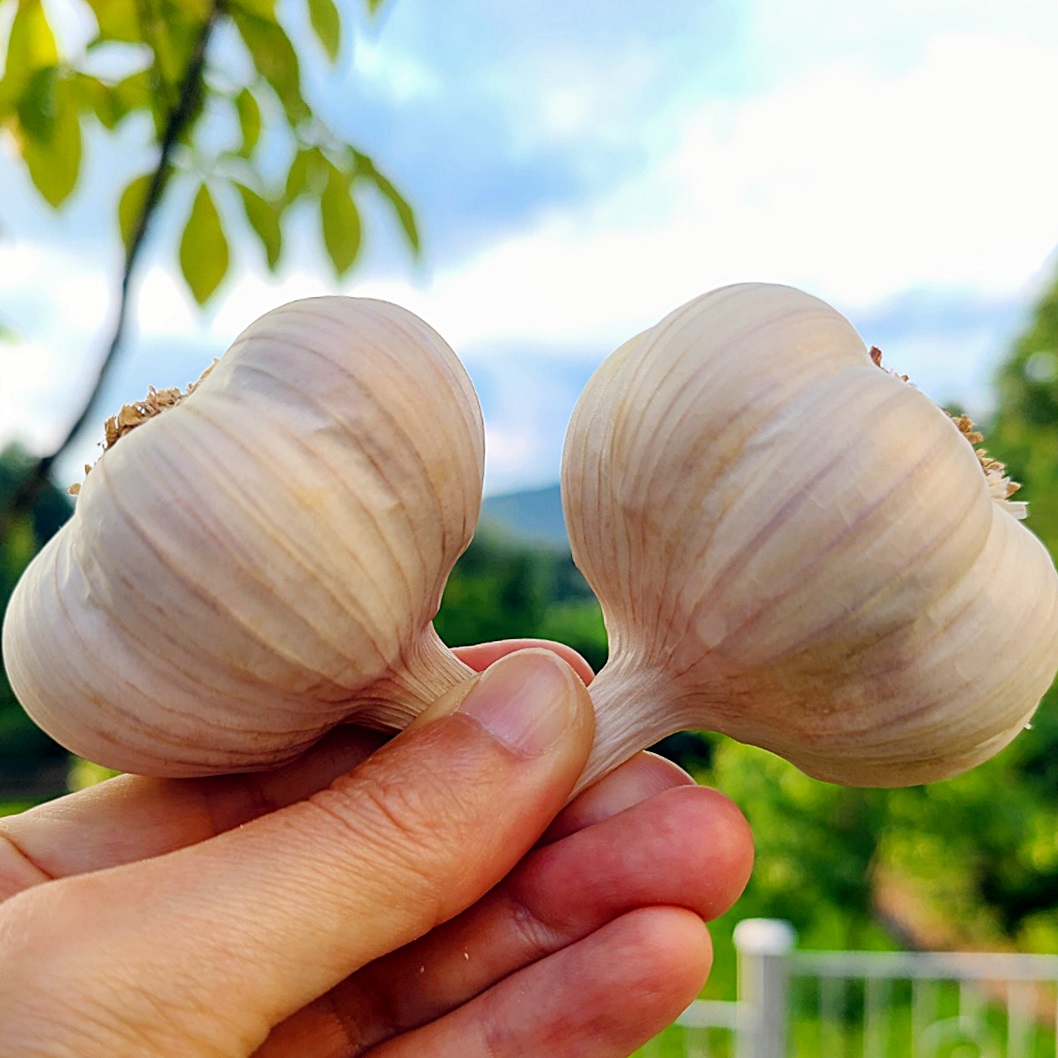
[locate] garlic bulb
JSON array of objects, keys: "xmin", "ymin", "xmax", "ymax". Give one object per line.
[
  {"xmin": 564, "ymin": 283, "xmax": 1058, "ymax": 790},
  {"xmin": 2, "ymin": 297, "xmax": 483, "ymax": 775}
]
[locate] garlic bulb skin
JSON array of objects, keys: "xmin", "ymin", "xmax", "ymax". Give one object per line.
[
  {"xmin": 564, "ymin": 283, "xmax": 1058, "ymax": 789},
  {"xmin": 2, "ymin": 297, "xmax": 483, "ymax": 776}
]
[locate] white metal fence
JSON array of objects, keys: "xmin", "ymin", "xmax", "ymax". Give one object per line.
[{"xmin": 652, "ymin": 918, "xmax": 1058, "ymax": 1058}]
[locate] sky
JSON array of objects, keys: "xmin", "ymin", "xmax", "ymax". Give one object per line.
[{"xmin": 2, "ymin": 0, "xmax": 1057, "ymax": 495}]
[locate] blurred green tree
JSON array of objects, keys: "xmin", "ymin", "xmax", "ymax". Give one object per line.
[
  {"xmin": 436, "ymin": 530, "xmax": 608, "ymax": 671},
  {"xmin": 991, "ymin": 271, "xmax": 1058, "ymax": 550},
  {"xmin": 0, "ymin": 445, "xmax": 74, "ymax": 796}
]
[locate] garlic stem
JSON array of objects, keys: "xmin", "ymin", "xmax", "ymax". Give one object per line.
[
  {"xmin": 573, "ymin": 660, "xmax": 677, "ymax": 794},
  {"xmin": 358, "ymin": 626, "xmax": 475, "ymax": 729}
]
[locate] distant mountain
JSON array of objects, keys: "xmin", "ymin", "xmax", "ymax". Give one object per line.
[{"xmin": 479, "ymin": 483, "xmax": 568, "ymax": 548}]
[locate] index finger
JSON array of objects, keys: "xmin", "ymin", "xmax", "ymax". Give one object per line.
[
  {"xmin": 0, "ymin": 642, "xmax": 593, "ymax": 898},
  {"xmin": 0, "ymin": 725, "xmax": 386, "ymax": 899}
]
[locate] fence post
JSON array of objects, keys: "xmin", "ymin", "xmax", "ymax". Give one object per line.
[{"xmin": 734, "ymin": 918, "xmax": 797, "ymax": 1058}]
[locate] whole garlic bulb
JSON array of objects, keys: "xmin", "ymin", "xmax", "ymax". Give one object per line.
[
  {"xmin": 2, "ymin": 297, "xmax": 483, "ymax": 776},
  {"xmin": 563, "ymin": 283, "xmax": 1058, "ymax": 790}
]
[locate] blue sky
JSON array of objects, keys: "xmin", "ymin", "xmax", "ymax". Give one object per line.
[{"xmin": 2, "ymin": 0, "xmax": 1057, "ymax": 494}]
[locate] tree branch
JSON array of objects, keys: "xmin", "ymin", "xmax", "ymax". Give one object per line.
[{"xmin": 1, "ymin": 0, "xmax": 226, "ymax": 531}]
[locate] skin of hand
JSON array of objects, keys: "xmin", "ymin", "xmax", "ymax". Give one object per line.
[{"xmin": 0, "ymin": 641, "xmax": 754, "ymax": 1058}]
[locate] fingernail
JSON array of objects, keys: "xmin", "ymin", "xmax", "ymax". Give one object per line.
[{"xmin": 459, "ymin": 650, "xmax": 577, "ymax": 757}]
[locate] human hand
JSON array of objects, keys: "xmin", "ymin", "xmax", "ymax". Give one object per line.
[{"xmin": 0, "ymin": 642, "xmax": 753, "ymax": 1057}]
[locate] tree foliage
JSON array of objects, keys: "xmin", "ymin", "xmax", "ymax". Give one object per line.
[
  {"xmin": 991, "ymin": 274, "xmax": 1058, "ymax": 553},
  {"xmin": 0, "ymin": 0, "xmax": 418, "ymax": 301}
]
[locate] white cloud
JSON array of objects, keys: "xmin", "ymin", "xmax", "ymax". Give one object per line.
[
  {"xmin": 503, "ymin": 37, "xmax": 665, "ymax": 154},
  {"xmin": 352, "ymin": 36, "xmax": 442, "ymax": 103},
  {"xmin": 0, "ymin": 241, "xmax": 113, "ymax": 451},
  {"xmin": 357, "ymin": 30, "xmax": 1058, "ymax": 358},
  {"xmin": 652, "ymin": 32, "xmax": 1058, "ymax": 309}
]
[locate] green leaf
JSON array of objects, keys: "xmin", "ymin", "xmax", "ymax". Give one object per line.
[
  {"xmin": 363, "ymin": 0, "xmax": 387, "ymax": 13},
  {"xmin": 20, "ymin": 77, "xmax": 82, "ymax": 208},
  {"xmin": 118, "ymin": 172, "xmax": 153, "ymax": 254},
  {"xmin": 231, "ymin": 9, "xmax": 308, "ymax": 125},
  {"xmin": 16, "ymin": 65, "xmax": 58, "ymax": 142},
  {"xmin": 177, "ymin": 0, "xmax": 213, "ymax": 19},
  {"xmin": 112, "ymin": 68, "xmax": 152, "ymax": 115},
  {"xmin": 77, "ymin": 72, "xmax": 123, "ymax": 130},
  {"xmin": 306, "ymin": 0, "xmax": 341, "ymax": 62},
  {"xmin": 234, "ymin": 182, "xmax": 282, "ymax": 270},
  {"xmin": 0, "ymin": 0, "xmax": 59, "ymax": 109},
  {"xmin": 80, "ymin": 65, "xmax": 156, "ymax": 133},
  {"xmin": 364, "ymin": 163, "xmax": 420, "ymax": 255},
  {"xmin": 84, "ymin": 0, "xmax": 141, "ymax": 43},
  {"xmin": 231, "ymin": 0, "xmax": 277, "ymax": 17},
  {"xmin": 179, "ymin": 184, "xmax": 230, "ymax": 304},
  {"xmin": 234, "ymin": 87, "xmax": 261, "ymax": 156},
  {"xmin": 150, "ymin": 15, "xmax": 198, "ymax": 90},
  {"xmin": 282, "ymin": 147, "xmax": 316, "ymax": 204},
  {"xmin": 320, "ymin": 165, "xmax": 361, "ymax": 277}
]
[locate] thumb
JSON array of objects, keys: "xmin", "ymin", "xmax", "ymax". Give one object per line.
[{"xmin": 9, "ymin": 649, "xmax": 594, "ymax": 1054}]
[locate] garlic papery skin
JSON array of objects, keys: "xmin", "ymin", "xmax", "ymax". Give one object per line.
[
  {"xmin": 2, "ymin": 297, "xmax": 483, "ymax": 776},
  {"xmin": 563, "ymin": 282, "xmax": 1058, "ymax": 792}
]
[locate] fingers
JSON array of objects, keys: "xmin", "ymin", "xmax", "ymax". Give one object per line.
[
  {"xmin": 0, "ymin": 639, "xmax": 592, "ymax": 901},
  {"xmin": 453, "ymin": 640, "xmax": 594, "ymax": 685},
  {"xmin": 0, "ymin": 725, "xmax": 387, "ymax": 899},
  {"xmin": 256, "ymin": 769, "xmax": 752, "ymax": 1056},
  {"xmin": 542, "ymin": 751, "xmax": 696, "ymax": 843},
  {"xmin": 0, "ymin": 650, "xmax": 595, "ymax": 1055},
  {"xmin": 371, "ymin": 908, "xmax": 713, "ymax": 1058},
  {"xmin": 258, "ymin": 912, "xmax": 710, "ymax": 1058}
]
